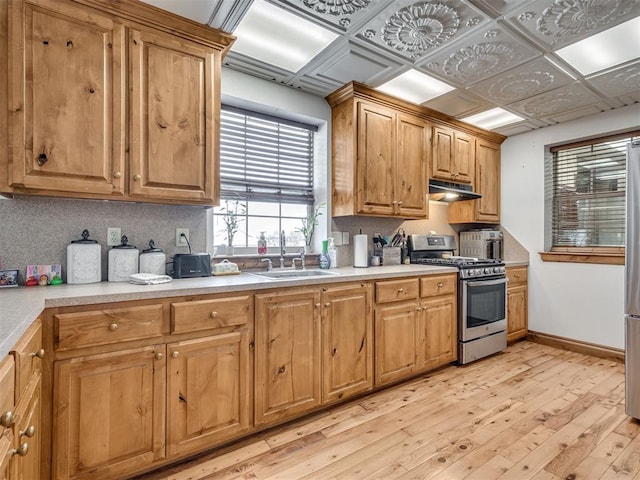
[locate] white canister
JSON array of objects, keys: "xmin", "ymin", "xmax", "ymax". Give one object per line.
[
  {"xmin": 139, "ymin": 240, "xmax": 166, "ymax": 275},
  {"xmin": 66, "ymin": 230, "xmax": 102, "ymax": 284},
  {"xmin": 108, "ymin": 236, "xmax": 139, "ymax": 282}
]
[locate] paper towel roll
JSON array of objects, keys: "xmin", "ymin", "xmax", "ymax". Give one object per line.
[{"xmin": 353, "ymin": 234, "xmax": 368, "ymax": 268}]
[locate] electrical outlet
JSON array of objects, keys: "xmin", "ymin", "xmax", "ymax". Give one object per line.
[
  {"xmin": 176, "ymin": 228, "xmax": 189, "ymax": 247},
  {"xmin": 342, "ymin": 232, "xmax": 350, "ymax": 245},
  {"xmin": 107, "ymin": 227, "xmax": 121, "ymax": 246}
]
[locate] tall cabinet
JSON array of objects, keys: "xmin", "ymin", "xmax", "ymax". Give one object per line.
[{"xmin": 2, "ymin": 0, "xmax": 234, "ymax": 205}]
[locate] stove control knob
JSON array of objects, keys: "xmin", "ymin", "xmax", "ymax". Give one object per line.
[
  {"xmin": 467, "ymin": 270, "xmax": 474, "ymax": 277},
  {"xmin": 484, "ymin": 268, "xmax": 491, "ymax": 274},
  {"xmin": 493, "ymin": 267, "xmax": 500, "ymax": 273}
]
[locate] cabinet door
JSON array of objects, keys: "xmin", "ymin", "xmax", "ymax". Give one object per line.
[
  {"xmin": 507, "ymin": 284, "xmax": 528, "ymax": 342},
  {"xmin": 420, "ymin": 295, "xmax": 457, "ymax": 371},
  {"xmin": 357, "ymin": 102, "xmax": 395, "ymax": 215},
  {"xmin": 321, "ymin": 284, "xmax": 373, "ymax": 404},
  {"xmin": 9, "ymin": 376, "xmax": 41, "ymax": 480},
  {"xmin": 475, "ymin": 139, "xmax": 501, "ymax": 222},
  {"xmin": 53, "ymin": 346, "xmax": 165, "ymax": 480},
  {"xmin": 0, "ymin": 357, "xmax": 15, "ymax": 480},
  {"xmin": 129, "ymin": 27, "xmax": 219, "ymax": 203},
  {"xmin": 396, "ymin": 114, "xmax": 429, "ymax": 218},
  {"xmin": 255, "ymin": 290, "xmax": 321, "ymax": 426},
  {"xmin": 453, "ymin": 132, "xmax": 475, "ymax": 184},
  {"xmin": 375, "ymin": 302, "xmax": 420, "ymax": 385},
  {"xmin": 7, "ymin": 0, "xmax": 125, "ymax": 195},
  {"xmin": 167, "ymin": 333, "xmax": 252, "ymax": 458},
  {"xmin": 432, "ymin": 126, "xmax": 454, "ymax": 181}
]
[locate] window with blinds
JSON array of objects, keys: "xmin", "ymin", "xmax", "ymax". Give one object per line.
[
  {"xmin": 219, "ymin": 106, "xmax": 316, "ymax": 203},
  {"xmin": 550, "ymin": 131, "xmax": 638, "ymax": 250}
]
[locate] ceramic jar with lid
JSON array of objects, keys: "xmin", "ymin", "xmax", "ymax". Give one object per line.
[
  {"xmin": 108, "ymin": 235, "xmax": 139, "ymax": 282},
  {"xmin": 139, "ymin": 240, "xmax": 166, "ymax": 275},
  {"xmin": 66, "ymin": 229, "xmax": 102, "ymax": 284}
]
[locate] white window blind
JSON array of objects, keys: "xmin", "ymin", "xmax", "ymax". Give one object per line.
[
  {"xmin": 220, "ymin": 106, "xmax": 316, "ymax": 204},
  {"xmin": 550, "ymin": 131, "xmax": 638, "ymax": 248}
]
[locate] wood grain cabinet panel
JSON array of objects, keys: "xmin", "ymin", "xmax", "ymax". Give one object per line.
[
  {"xmin": 7, "ymin": 0, "xmax": 125, "ymax": 196},
  {"xmin": 8, "ymin": 376, "xmax": 41, "ymax": 480},
  {"xmin": 507, "ymin": 267, "xmax": 528, "ymax": 342},
  {"xmin": 129, "ymin": 27, "xmax": 220, "ymax": 203},
  {"xmin": 254, "ymin": 290, "xmax": 322, "ymax": 426},
  {"xmin": 375, "ymin": 278, "xmax": 419, "ymax": 304},
  {"xmin": 432, "ymin": 126, "xmax": 474, "ymax": 184},
  {"xmin": 53, "ymin": 345, "xmax": 165, "ymax": 480},
  {"xmin": 321, "ymin": 283, "xmax": 373, "ymax": 404},
  {"xmin": 0, "ymin": 357, "xmax": 15, "ymax": 480},
  {"xmin": 420, "ymin": 295, "xmax": 457, "ymax": 371},
  {"xmin": 171, "ymin": 296, "xmax": 251, "ymax": 334},
  {"xmin": 167, "ymin": 333, "xmax": 252, "ymax": 458},
  {"xmin": 10, "ymin": 319, "xmax": 43, "ymax": 399}
]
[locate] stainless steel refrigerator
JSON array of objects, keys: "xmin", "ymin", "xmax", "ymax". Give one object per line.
[{"xmin": 626, "ymin": 141, "xmax": 640, "ymax": 419}]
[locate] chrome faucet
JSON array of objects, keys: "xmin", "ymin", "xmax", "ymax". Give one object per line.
[
  {"xmin": 260, "ymin": 258, "xmax": 272, "ymax": 272},
  {"xmin": 279, "ymin": 230, "xmax": 286, "ymax": 269}
]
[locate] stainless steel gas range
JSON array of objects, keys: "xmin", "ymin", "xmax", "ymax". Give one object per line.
[{"xmin": 407, "ymin": 235, "xmax": 507, "ymax": 365}]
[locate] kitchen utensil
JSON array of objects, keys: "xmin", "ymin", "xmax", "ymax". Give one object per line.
[{"xmin": 66, "ymin": 230, "xmax": 101, "ymax": 284}]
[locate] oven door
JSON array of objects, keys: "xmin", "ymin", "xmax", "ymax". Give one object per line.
[{"xmin": 460, "ymin": 277, "xmax": 507, "ymax": 341}]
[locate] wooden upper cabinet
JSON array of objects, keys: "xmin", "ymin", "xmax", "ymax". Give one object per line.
[
  {"xmin": 7, "ymin": 0, "xmax": 125, "ymax": 196},
  {"xmin": 333, "ymin": 98, "xmax": 428, "ymax": 219},
  {"xmin": 129, "ymin": 27, "xmax": 219, "ymax": 203},
  {"xmin": 431, "ymin": 126, "xmax": 474, "ymax": 184},
  {"xmin": 448, "ymin": 139, "xmax": 501, "ymax": 224}
]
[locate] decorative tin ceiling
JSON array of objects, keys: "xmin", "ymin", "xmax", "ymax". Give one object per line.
[{"xmin": 142, "ymin": 0, "xmax": 640, "ymax": 135}]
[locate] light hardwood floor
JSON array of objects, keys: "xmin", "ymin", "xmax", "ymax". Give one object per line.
[{"xmin": 134, "ymin": 341, "xmax": 640, "ymax": 480}]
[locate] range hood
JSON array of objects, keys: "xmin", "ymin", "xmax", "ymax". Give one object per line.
[{"xmin": 429, "ymin": 179, "xmax": 482, "ymax": 202}]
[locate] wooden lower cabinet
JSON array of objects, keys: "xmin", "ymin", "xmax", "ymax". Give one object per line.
[
  {"xmin": 8, "ymin": 375, "xmax": 41, "ymax": 480},
  {"xmin": 53, "ymin": 345, "xmax": 166, "ymax": 480},
  {"xmin": 0, "ymin": 357, "xmax": 15, "ymax": 480},
  {"xmin": 507, "ymin": 267, "xmax": 528, "ymax": 342},
  {"xmin": 420, "ymin": 295, "xmax": 457, "ymax": 370},
  {"xmin": 167, "ymin": 333, "xmax": 252, "ymax": 458},
  {"xmin": 254, "ymin": 290, "xmax": 322, "ymax": 426},
  {"xmin": 321, "ymin": 283, "xmax": 373, "ymax": 404}
]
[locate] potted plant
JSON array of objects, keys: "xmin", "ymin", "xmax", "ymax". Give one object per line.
[
  {"xmin": 296, "ymin": 203, "xmax": 325, "ymax": 252},
  {"xmin": 218, "ymin": 199, "xmax": 246, "ymax": 255}
]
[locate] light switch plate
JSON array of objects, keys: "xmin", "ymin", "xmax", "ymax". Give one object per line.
[
  {"xmin": 331, "ymin": 231, "xmax": 343, "ymax": 246},
  {"xmin": 342, "ymin": 232, "xmax": 349, "ymax": 245}
]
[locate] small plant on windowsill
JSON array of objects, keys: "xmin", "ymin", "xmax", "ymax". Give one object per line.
[
  {"xmin": 219, "ymin": 198, "xmax": 246, "ymax": 255},
  {"xmin": 296, "ymin": 203, "xmax": 325, "ymax": 252}
]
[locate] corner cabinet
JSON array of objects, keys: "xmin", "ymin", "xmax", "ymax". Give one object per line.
[
  {"xmin": 2, "ymin": 0, "xmax": 233, "ymax": 205},
  {"xmin": 328, "ymin": 94, "xmax": 429, "ymax": 219},
  {"xmin": 448, "ymin": 139, "xmax": 501, "ymax": 224}
]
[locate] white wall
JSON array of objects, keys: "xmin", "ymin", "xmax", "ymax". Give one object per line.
[{"xmin": 501, "ymin": 103, "xmax": 640, "ymax": 349}]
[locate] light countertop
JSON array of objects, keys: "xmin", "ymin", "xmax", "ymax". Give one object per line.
[{"xmin": 0, "ymin": 264, "xmax": 460, "ymax": 357}]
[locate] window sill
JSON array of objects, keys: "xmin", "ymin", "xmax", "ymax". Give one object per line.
[{"xmin": 539, "ymin": 251, "xmax": 624, "ymax": 265}]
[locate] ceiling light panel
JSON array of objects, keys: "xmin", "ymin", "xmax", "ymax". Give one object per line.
[
  {"xmin": 461, "ymin": 108, "xmax": 524, "ymax": 130},
  {"xmin": 231, "ymin": 0, "xmax": 338, "ymax": 73},
  {"xmin": 376, "ymin": 69, "xmax": 455, "ymax": 104},
  {"xmin": 555, "ymin": 17, "xmax": 640, "ymax": 76}
]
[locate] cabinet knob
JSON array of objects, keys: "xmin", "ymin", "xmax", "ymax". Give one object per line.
[
  {"xmin": 133, "ymin": 174, "xmax": 141, "ymax": 181},
  {"xmin": 515, "ymin": 274, "xmax": 520, "ymax": 278},
  {"xmin": 397, "ymin": 201, "xmax": 403, "ymax": 206},
  {"xmin": 20, "ymin": 425, "xmax": 36, "ymax": 439},
  {"xmin": 108, "ymin": 323, "xmax": 118, "ymax": 332},
  {"xmin": 155, "ymin": 352, "xmax": 164, "ymax": 360},
  {"xmin": 11, "ymin": 443, "xmax": 29, "ymax": 457},
  {"xmin": 315, "ymin": 303, "xmax": 321, "ymax": 308},
  {"xmin": 113, "ymin": 171, "xmax": 121, "ymax": 178},
  {"xmin": 30, "ymin": 348, "xmax": 45, "ymax": 359},
  {"xmin": 0, "ymin": 411, "xmax": 15, "ymax": 428},
  {"xmin": 437, "ymin": 282, "xmax": 444, "ymax": 288},
  {"xmin": 324, "ymin": 303, "xmax": 330, "ymax": 308},
  {"xmin": 171, "ymin": 351, "xmax": 179, "ymax": 359},
  {"xmin": 397, "ymin": 288, "xmax": 406, "ymax": 294},
  {"xmin": 210, "ymin": 311, "xmax": 218, "ymax": 319}
]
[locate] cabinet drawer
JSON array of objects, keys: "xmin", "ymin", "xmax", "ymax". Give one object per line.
[
  {"xmin": 11, "ymin": 319, "xmax": 43, "ymax": 399},
  {"xmin": 507, "ymin": 267, "xmax": 527, "ymax": 285},
  {"xmin": 171, "ymin": 296, "xmax": 251, "ymax": 334},
  {"xmin": 375, "ymin": 278, "xmax": 419, "ymax": 304},
  {"xmin": 55, "ymin": 304, "xmax": 165, "ymax": 350},
  {"xmin": 421, "ymin": 274, "xmax": 456, "ymax": 297}
]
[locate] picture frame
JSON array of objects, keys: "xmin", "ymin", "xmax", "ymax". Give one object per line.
[{"xmin": 0, "ymin": 269, "xmax": 19, "ymax": 288}]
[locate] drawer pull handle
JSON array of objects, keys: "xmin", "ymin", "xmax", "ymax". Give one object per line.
[
  {"xmin": 437, "ymin": 282, "xmax": 444, "ymax": 288},
  {"xmin": 171, "ymin": 351, "xmax": 179, "ymax": 359},
  {"xmin": 133, "ymin": 174, "xmax": 141, "ymax": 181},
  {"xmin": 30, "ymin": 348, "xmax": 45, "ymax": 359},
  {"xmin": 11, "ymin": 443, "xmax": 29, "ymax": 457},
  {"xmin": 325, "ymin": 303, "xmax": 331, "ymax": 308},
  {"xmin": 113, "ymin": 171, "xmax": 121, "ymax": 178},
  {"xmin": 515, "ymin": 274, "xmax": 521, "ymax": 278},
  {"xmin": 0, "ymin": 411, "xmax": 15, "ymax": 428},
  {"xmin": 398, "ymin": 288, "xmax": 406, "ymax": 294},
  {"xmin": 315, "ymin": 303, "xmax": 321, "ymax": 308},
  {"xmin": 108, "ymin": 323, "xmax": 118, "ymax": 331},
  {"xmin": 155, "ymin": 352, "xmax": 164, "ymax": 360},
  {"xmin": 210, "ymin": 311, "xmax": 218, "ymax": 318},
  {"xmin": 20, "ymin": 425, "xmax": 36, "ymax": 439}
]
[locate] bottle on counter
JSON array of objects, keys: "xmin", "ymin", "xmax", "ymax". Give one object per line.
[
  {"xmin": 319, "ymin": 239, "xmax": 331, "ymax": 269},
  {"xmin": 258, "ymin": 232, "xmax": 267, "ymax": 255},
  {"xmin": 328, "ymin": 237, "xmax": 337, "ymax": 268}
]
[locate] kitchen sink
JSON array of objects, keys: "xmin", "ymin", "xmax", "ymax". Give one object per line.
[{"xmin": 249, "ymin": 269, "xmax": 340, "ymax": 279}]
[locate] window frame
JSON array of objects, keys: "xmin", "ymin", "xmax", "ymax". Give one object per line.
[{"xmin": 541, "ymin": 130, "xmax": 638, "ymax": 265}]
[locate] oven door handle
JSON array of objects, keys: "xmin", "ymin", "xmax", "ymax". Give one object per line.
[{"xmin": 465, "ymin": 277, "xmax": 507, "ymax": 287}]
